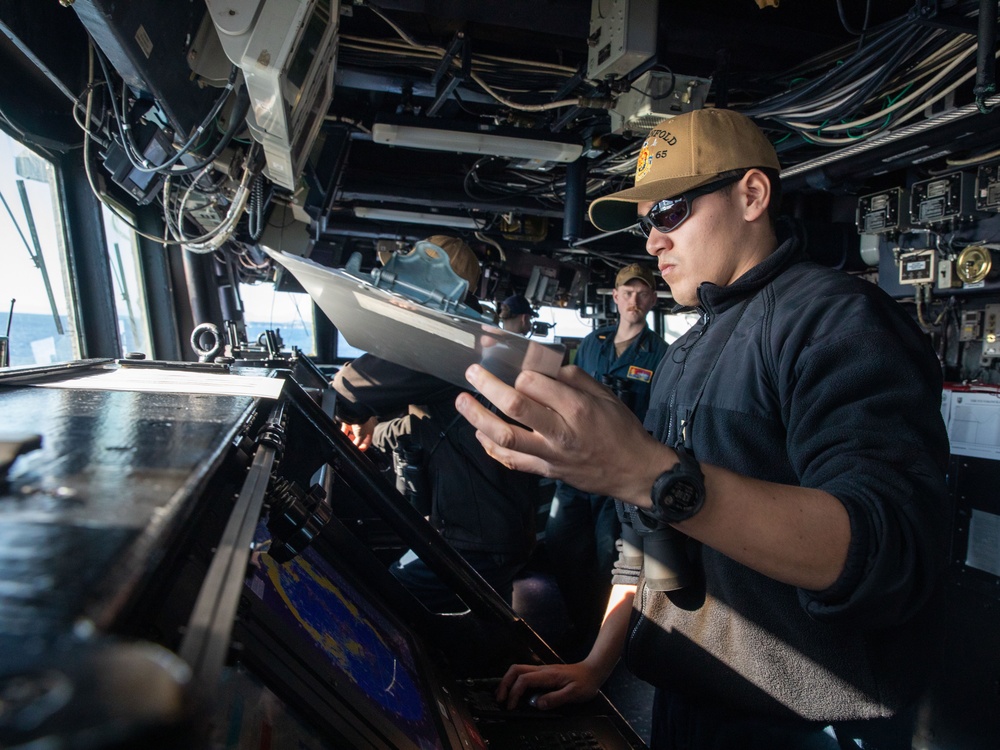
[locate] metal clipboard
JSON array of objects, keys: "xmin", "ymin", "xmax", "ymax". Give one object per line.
[{"xmin": 265, "ymin": 248, "xmax": 565, "ymax": 389}]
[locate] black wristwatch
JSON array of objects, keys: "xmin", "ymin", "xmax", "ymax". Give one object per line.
[{"xmin": 649, "ymin": 447, "xmax": 705, "ymax": 523}]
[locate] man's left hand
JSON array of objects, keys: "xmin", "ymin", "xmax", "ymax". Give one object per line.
[{"xmin": 341, "ymin": 416, "xmax": 378, "ymax": 451}]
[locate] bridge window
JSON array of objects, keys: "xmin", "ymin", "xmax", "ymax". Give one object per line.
[
  {"xmin": 239, "ymin": 282, "xmax": 316, "ymax": 355},
  {"xmin": 101, "ymin": 204, "xmax": 152, "ymax": 357},
  {"xmin": 0, "ymin": 130, "xmax": 77, "ymax": 366}
]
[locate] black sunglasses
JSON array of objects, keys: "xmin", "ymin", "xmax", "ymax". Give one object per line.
[{"xmin": 636, "ymin": 173, "xmax": 745, "ymax": 237}]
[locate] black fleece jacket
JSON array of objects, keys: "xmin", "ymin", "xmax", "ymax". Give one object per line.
[
  {"xmin": 333, "ymin": 354, "xmax": 538, "ymax": 558},
  {"xmin": 615, "ymin": 239, "xmax": 951, "ymax": 722}
]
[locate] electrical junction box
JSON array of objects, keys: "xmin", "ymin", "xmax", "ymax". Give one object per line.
[
  {"xmin": 982, "ymin": 304, "xmax": 1000, "ymax": 358},
  {"xmin": 976, "ymin": 162, "xmax": 1000, "ymax": 212},
  {"xmin": 960, "ymin": 310, "xmax": 983, "ymax": 342},
  {"xmin": 856, "ymin": 187, "xmax": 908, "ymax": 234},
  {"xmin": 898, "ymin": 249, "xmax": 936, "ymax": 285},
  {"xmin": 910, "ymin": 171, "xmax": 977, "ymax": 227},
  {"xmin": 586, "ymin": 0, "xmax": 658, "ymax": 81},
  {"xmin": 610, "ymin": 70, "xmax": 712, "ymax": 134}
]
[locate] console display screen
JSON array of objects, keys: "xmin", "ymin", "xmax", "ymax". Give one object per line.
[{"xmin": 247, "ymin": 522, "xmax": 446, "ymax": 749}]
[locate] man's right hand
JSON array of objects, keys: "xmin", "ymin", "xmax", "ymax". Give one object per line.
[
  {"xmin": 497, "ymin": 584, "xmax": 637, "ymax": 711},
  {"xmin": 495, "ymin": 661, "xmax": 603, "ymax": 711},
  {"xmin": 456, "ymin": 364, "xmax": 672, "ymax": 508}
]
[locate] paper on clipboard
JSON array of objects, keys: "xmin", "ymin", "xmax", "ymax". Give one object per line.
[{"xmin": 265, "ymin": 248, "xmax": 565, "ymax": 389}]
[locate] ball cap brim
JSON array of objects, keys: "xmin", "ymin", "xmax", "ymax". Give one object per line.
[{"xmin": 588, "ymin": 108, "xmax": 780, "ymax": 232}]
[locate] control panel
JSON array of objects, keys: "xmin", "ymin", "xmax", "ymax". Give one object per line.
[
  {"xmin": 960, "ymin": 310, "xmax": 983, "ymax": 342},
  {"xmin": 898, "ymin": 249, "xmax": 936, "ymax": 285}
]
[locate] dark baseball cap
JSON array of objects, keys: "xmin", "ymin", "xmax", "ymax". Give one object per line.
[{"xmin": 500, "ymin": 294, "xmax": 534, "ymax": 317}]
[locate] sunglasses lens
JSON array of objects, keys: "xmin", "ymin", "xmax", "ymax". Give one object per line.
[
  {"xmin": 654, "ymin": 201, "xmax": 689, "ymax": 232},
  {"xmin": 636, "ymin": 173, "xmax": 747, "ymax": 236},
  {"xmin": 640, "ymin": 198, "xmax": 689, "ymax": 235}
]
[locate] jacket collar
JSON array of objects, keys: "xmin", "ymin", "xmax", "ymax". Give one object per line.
[
  {"xmin": 600, "ymin": 323, "xmax": 654, "ymax": 350},
  {"xmin": 680, "ymin": 237, "xmax": 802, "ymax": 315}
]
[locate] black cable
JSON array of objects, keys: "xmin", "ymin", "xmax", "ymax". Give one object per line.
[
  {"xmin": 777, "ymin": 22, "xmax": 925, "ymax": 126},
  {"xmin": 742, "ymin": 13, "xmax": 912, "ymax": 116},
  {"xmin": 836, "ymin": 0, "xmax": 869, "ymax": 36},
  {"xmin": 746, "ymin": 23, "xmax": 945, "ymax": 137},
  {"xmin": 160, "ymin": 84, "xmax": 251, "ymax": 176},
  {"xmin": 855, "ymin": 0, "xmax": 873, "ymax": 51},
  {"xmin": 96, "ymin": 44, "xmax": 238, "ymax": 175}
]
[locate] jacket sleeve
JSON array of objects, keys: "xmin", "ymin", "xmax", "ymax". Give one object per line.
[
  {"xmin": 370, "ymin": 414, "xmax": 412, "ymax": 454},
  {"xmin": 331, "ymin": 354, "xmax": 459, "ymax": 423},
  {"xmin": 777, "ymin": 295, "xmax": 951, "ymax": 628}
]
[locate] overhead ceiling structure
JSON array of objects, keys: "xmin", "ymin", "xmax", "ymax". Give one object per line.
[{"xmin": 1, "ymin": 0, "xmax": 999, "ymax": 301}]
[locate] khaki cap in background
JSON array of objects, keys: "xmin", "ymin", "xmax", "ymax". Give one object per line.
[
  {"xmin": 615, "ymin": 262, "xmax": 657, "ymax": 289},
  {"xmin": 589, "ymin": 108, "xmax": 781, "ymax": 232},
  {"xmin": 377, "ymin": 234, "xmax": 481, "ymax": 289}
]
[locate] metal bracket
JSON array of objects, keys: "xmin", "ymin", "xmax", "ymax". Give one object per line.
[
  {"xmin": 346, "ymin": 240, "xmax": 490, "ymax": 321},
  {"xmin": 910, "ymin": 0, "xmax": 980, "ymax": 34},
  {"xmin": 428, "ymin": 33, "xmax": 469, "ymax": 116}
]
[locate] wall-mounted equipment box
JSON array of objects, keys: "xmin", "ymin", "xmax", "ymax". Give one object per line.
[
  {"xmin": 857, "ymin": 187, "xmax": 908, "ymax": 234},
  {"xmin": 975, "ymin": 162, "xmax": 1000, "ymax": 212},
  {"xmin": 586, "ymin": 0, "xmax": 657, "ymax": 81},
  {"xmin": 910, "ymin": 171, "xmax": 977, "ymax": 227},
  {"xmin": 610, "ymin": 71, "xmax": 711, "ymax": 134},
  {"xmin": 960, "ymin": 310, "xmax": 983, "ymax": 342},
  {"xmin": 983, "ymin": 304, "xmax": 1000, "ymax": 358}
]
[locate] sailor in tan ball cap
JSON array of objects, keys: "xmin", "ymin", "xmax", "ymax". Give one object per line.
[{"xmin": 457, "ymin": 107, "xmax": 950, "ymax": 750}]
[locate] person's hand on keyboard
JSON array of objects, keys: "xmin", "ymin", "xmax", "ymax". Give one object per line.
[{"xmin": 495, "ymin": 661, "xmax": 603, "ymax": 711}]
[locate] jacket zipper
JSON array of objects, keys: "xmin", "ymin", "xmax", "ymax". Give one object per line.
[{"xmin": 667, "ymin": 310, "xmax": 710, "ymax": 446}]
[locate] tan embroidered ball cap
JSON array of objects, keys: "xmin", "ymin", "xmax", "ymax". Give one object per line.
[
  {"xmin": 588, "ymin": 108, "xmax": 781, "ymax": 232},
  {"xmin": 615, "ymin": 262, "xmax": 656, "ymax": 289}
]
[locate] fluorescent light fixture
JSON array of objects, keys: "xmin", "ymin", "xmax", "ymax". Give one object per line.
[
  {"xmin": 371, "ymin": 123, "xmax": 583, "ymax": 163},
  {"xmin": 354, "ymin": 207, "xmax": 482, "ymax": 229}
]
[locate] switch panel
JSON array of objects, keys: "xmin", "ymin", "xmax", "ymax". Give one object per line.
[{"xmin": 983, "ymin": 304, "xmax": 1000, "ymax": 358}]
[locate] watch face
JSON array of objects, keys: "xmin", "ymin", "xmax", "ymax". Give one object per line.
[
  {"xmin": 670, "ymin": 480, "xmax": 700, "ymax": 513},
  {"xmin": 651, "ymin": 451, "xmax": 705, "ymax": 523}
]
